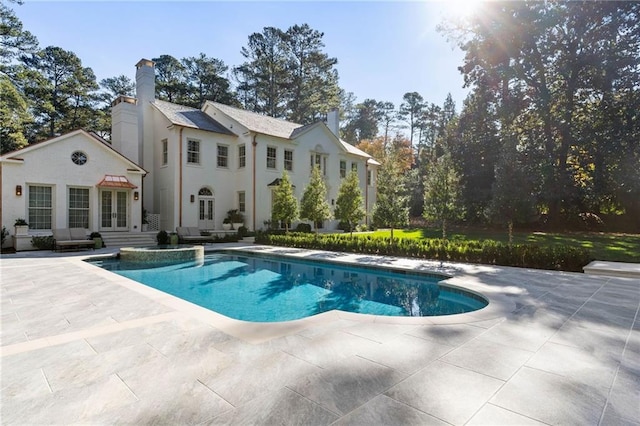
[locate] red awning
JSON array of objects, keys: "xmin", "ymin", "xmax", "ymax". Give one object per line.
[{"xmin": 96, "ymin": 175, "xmax": 137, "ymax": 189}]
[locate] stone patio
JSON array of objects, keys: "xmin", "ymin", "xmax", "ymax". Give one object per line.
[{"xmin": 1, "ymin": 244, "xmax": 638, "ymax": 425}]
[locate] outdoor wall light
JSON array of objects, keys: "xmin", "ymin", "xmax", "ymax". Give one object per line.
[
  {"xmin": 133, "ymin": 191, "xmax": 139, "ymax": 201},
  {"xmin": 16, "ymin": 185, "xmax": 22, "ymax": 196},
  {"xmin": 190, "ymin": 194, "xmax": 195, "ymax": 203}
]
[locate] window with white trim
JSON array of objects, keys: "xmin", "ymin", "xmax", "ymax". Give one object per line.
[
  {"xmin": 68, "ymin": 187, "xmax": 89, "ymax": 228},
  {"xmin": 267, "ymin": 146, "xmax": 277, "ymax": 169},
  {"xmin": 217, "ymin": 144, "xmax": 229, "ymax": 168},
  {"xmin": 310, "ymin": 153, "xmax": 327, "ymax": 175},
  {"xmin": 351, "ymin": 162, "xmax": 358, "ymax": 172},
  {"xmin": 340, "ymin": 160, "xmax": 346, "ymax": 178},
  {"xmin": 284, "ymin": 149, "xmax": 293, "ymax": 171},
  {"xmin": 161, "ymin": 139, "xmax": 168, "ymax": 165},
  {"xmin": 187, "ymin": 139, "xmax": 200, "ymax": 164},
  {"xmin": 28, "ymin": 185, "xmax": 52, "ymax": 230},
  {"xmin": 238, "ymin": 144, "xmax": 246, "ymax": 168},
  {"xmin": 238, "ymin": 191, "xmax": 246, "ymax": 213},
  {"xmin": 367, "ymin": 170, "xmax": 373, "ymax": 186}
]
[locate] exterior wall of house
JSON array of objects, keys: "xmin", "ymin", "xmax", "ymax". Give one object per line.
[
  {"xmin": 0, "ymin": 132, "xmax": 144, "ymax": 249},
  {"xmin": 111, "ymin": 58, "xmax": 378, "ymax": 234},
  {"xmin": 177, "ymin": 128, "xmax": 239, "ymax": 231}
]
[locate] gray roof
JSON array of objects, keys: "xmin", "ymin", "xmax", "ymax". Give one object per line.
[
  {"xmin": 339, "ymin": 140, "xmax": 381, "ymax": 166},
  {"xmin": 152, "ymin": 100, "xmax": 235, "ymax": 135},
  {"xmin": 207, "ymin": 102, "xmax": 303, "ymax": 139},
  {"xmin": 205, "ymin": 101, "xmax": 380, "ymax": 165}
]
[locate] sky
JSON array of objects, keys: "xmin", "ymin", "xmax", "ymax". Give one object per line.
[{"xmin": 14, "ymin": 1, "xmax": 473, "ymax": 112}]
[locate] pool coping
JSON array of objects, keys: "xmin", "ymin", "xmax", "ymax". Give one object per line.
[{"xmin": 74, "ymin": 244, "xmax": 518, "ymax": 344}]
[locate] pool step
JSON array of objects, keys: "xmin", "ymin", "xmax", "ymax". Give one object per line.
[{"xmin": 583, "ymin": 261, "xmax": 640, "ymax": 279}]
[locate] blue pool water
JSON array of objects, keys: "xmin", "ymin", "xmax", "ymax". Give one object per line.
[{"xmin": 89, "ymin": 251, "xmax": 487, "ymax": 322}]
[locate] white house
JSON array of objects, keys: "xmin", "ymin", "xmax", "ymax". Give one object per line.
[
  {"xmin": 111, "ymin": 59, "xmax": 378, "ymax": 233},
  {"xmin": 0, "ymin": 129, "xmax": 146, "ymax": 250},
  {"xmin": 1, "ymin": 58, "xmax": 378, "ymax": 250}
]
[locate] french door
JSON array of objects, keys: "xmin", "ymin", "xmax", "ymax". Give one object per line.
[
  {"xmin": 198, "ymin": 196, "xmax": 215, "ymax": 229},
  {"xmin": 100, "ymin": 190, "xmax": 128, "ymax": 231}
]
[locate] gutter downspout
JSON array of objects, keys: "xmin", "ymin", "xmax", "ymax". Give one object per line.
[
  {"xmin": 178, "ymin": 127, "xmax": 184, "ymax": 227},
  {"xmin": 365, "ymin": 162, "xmax": 369, "ymax": 226},
  {"xmin": 252, "ymin": 134, "xmax": 257, "ymax": 231}
]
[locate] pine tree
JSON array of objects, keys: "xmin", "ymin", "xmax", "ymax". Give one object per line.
[
  {"xmin": 423, "ymin": 153, "xmax": 463, "ymax": 239},
  {"xmin": 271, "ymin": 171, "xmax": 298, "ymax": 233},
  {"xmin": 300, "ymin": 166, "xmax": 332, "ymax": 233},
  {"xmin": 372, "ymin": 155, "xmax": 409, "ymax": 242},
  {"xmin": 334, "ymin": 169, "xmax": 365, "ymax": 235}
]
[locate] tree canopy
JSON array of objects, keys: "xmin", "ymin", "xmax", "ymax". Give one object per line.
[{"xmin": 4, "ymin": 1, "xmax": 639, "ymax": 232}]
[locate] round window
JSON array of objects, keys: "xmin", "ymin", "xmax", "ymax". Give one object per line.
[{"xmin": 71, "ymin": 151, "xmax": 88, "ymax": 165}]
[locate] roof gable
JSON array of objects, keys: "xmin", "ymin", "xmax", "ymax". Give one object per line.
[{"xmin": 0, "ymin": 129, "xmax": 146, "ymax": 173}]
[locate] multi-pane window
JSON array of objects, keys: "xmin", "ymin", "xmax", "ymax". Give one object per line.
[
  {"xmin": 351, "ymin": 162, "xmax": 358, "ymax": 172},
  {"xmin": 187, "ymin": 139, "xmax": 200, "ymax": 164},
  {"xmin": 238, "ymin": 191, "xmax": 246, "ymax": 213},
  {"xmin": 28, "ymin": 185, "xmax": 52, "ymax": 230},
  {"xmin": 267, "ymin": 146, "xmax": 277, "ymax": 169},
  {"xmin": 367, "ymin": 170, "xmax": 372, "ymax": 186},
  {"xmin": 217, "ymin": 144, "xmax": 228, "ymax": 168},
  {"xmin": 340, "ymin": 160, "xmax": 346, "ymax": 178},
  {"xmin": 310, "ymin": 153, "xmax": 327, "ymax": 175},
  {"xmin": 238, "ymin": 144, "xmax": 246, "ymax": 168},
  {"xmin": 68, "ymin": 187, "xmax": 89, "ymax": 228},
  {"xmin": 284, "ymin": 150, "xmax": 293, "ymax": 171},
  {"xmin": 161, "ymin": 139, "xmax": 168, "ymax": 165}
]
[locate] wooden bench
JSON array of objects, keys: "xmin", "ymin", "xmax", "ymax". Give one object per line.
[
  {"xmin": 52, "ymin": 228, "xmax": 95, "ymax": 252},
  {"xmin": 176, "ymin": 227, "xmax": 215, "ymax": 244}
]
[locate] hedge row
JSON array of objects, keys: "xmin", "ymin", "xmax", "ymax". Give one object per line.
[{"xmin": 254, "ymin": 233, "xmax": 593, "ymax": 272}]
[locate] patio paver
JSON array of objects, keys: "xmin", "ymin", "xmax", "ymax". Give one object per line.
[{"xmin": 1, "ymin": 244, "xmax": 639, "ymax": 425}]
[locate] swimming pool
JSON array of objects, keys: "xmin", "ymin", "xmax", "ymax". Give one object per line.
[{"xmin": 89, "ymin": 251, "xmax": 487, "ymax": 322}]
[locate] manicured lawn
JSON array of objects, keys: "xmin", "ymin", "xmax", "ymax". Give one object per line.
[{"xmin": 365, "ymin": 227, "xmax": 640, "ymax": 263}]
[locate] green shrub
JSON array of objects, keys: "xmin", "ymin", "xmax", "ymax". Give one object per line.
[
  {"xmin": 237, "ymin": 226, "xmax": 248, "ymax": 237},
  {"xmin": 294, "ymin": 223, "xmax": 312, "ymax": 233},
  {"xmin": 156, "ymin": 230, "xmax": 169, "ymax": 245},
  {"xmin": 254, "ymin": 233, "xmax": 592, "ymax": 272},
  {"xmin": 31, "ymin": 235, "xmax": 54, "ymax": 250}
]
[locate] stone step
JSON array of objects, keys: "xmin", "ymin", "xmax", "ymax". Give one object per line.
[
  {"xmin": 100, "ymin": 232, "xmax": 157, "ymax": 248},
  {"xmin": 583, "ymin": 260, "xmax": 640, "ymax": 279}
]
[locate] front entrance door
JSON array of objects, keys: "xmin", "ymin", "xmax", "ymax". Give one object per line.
[{"xmin": 100, "ymin": 190, "xmax": 129, "ymax": 231}]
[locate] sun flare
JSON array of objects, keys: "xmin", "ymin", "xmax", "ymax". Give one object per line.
[{"xmin": 441, "ymin": 0, "xmax": 482, "ymax": 19}]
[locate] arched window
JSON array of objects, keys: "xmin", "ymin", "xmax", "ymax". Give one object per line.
[{"xmin": 198, "ymin": 187, "xmax": 213, "ymax": 196}]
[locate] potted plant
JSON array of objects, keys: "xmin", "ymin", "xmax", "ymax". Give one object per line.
[
  {"xmin": 89, "ymin": 232, "xmax": 104, "ymax": 249},
  {"xmin": 222, "ymin": 218, "xmax": 232, "ymax": 231},
  {"xmin": 226, "ymin": 209, "xmax": 244, "ymax": 230},
  {"xmin": 169, "ymin": 232, "xmax": 179, "ymax": 245},
  {"xmin": 14, "ymin": 219, "xmax": 29, "ymax": 236},
  {"xmin": 156, "ymin": 230, "xmax": 169, "ymax": 245}
]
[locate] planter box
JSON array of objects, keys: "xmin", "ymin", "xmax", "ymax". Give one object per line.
[
  {"xmin": 93, "ymin": 238, "xmax": 103, "ymax": 249},
  {"xmin": 232, "ymin": 223, "xmax": 243, "ymax": 230},
  {"xmin": 14, "ymin": 225, "xmax": 29, "ymax": 236}
]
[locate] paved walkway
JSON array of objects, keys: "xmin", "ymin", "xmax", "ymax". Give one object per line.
[{"xmin": 1, "ymin": 244, "xmax": 638, "ymax": 425}]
